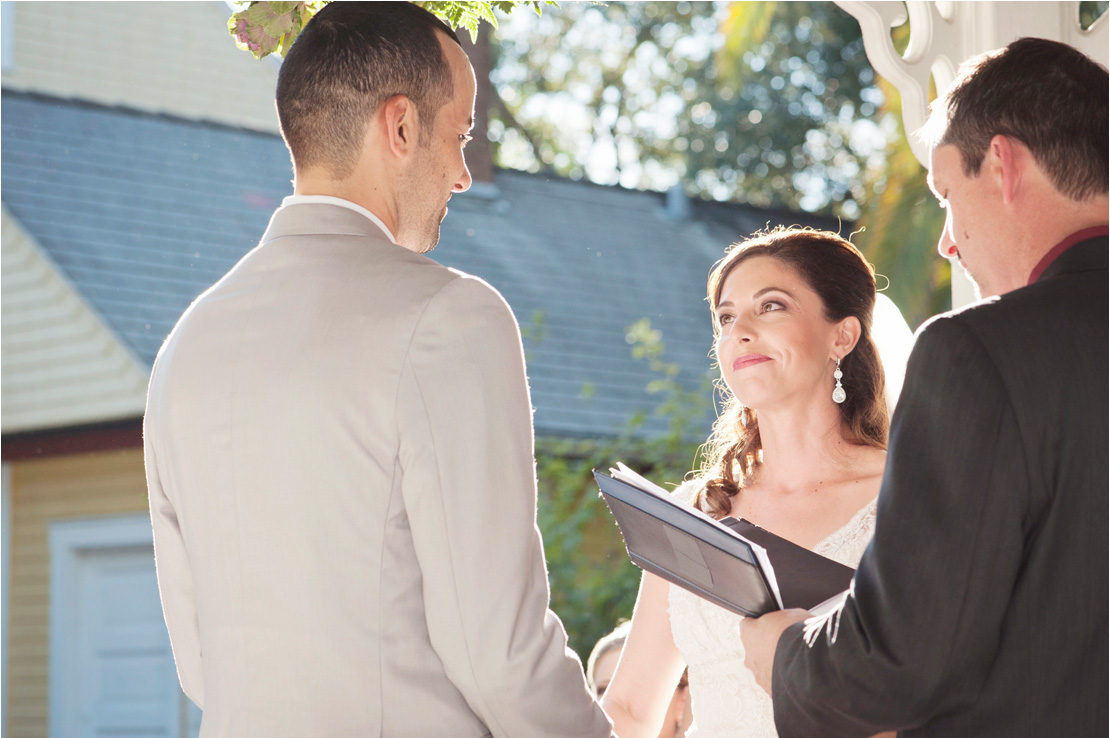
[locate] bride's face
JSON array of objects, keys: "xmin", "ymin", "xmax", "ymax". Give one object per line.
[{"xmin": 714, "ymin": 256, "xmax": 842, "ymax": 410}]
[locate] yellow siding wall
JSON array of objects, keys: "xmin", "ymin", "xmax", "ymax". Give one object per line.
[
  {"xmin": 5, "ymin": 448, "xmax": 148, "ymax": 738},
  {"xmin": 1, "ymin": 1, "xmax": 280, "ymax": 134}
]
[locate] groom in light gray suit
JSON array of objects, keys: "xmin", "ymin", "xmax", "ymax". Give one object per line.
[{"xmin": 144, "ymin": 3, "xmax": 613, "ymax": 736}]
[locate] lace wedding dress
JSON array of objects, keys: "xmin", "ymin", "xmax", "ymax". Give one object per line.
[{"xmin": 667, "ymin": 483, "xmax": 877, "ymax": 738}]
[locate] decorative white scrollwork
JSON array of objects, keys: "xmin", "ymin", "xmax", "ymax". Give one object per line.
[{"xmin": 835, "ymin": 1, "xmax": 1109, "ymax": 165}]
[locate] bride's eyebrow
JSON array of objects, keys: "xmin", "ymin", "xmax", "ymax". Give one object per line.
[{"xmin": 754, "ymin": 286, "xmax": 796, "ymax": 299}]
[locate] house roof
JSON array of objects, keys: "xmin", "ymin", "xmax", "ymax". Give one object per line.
[
  {"xmin": 1, "ymin": 205, "xmax": 149, "ymax": 433},
  {"xmin": 1, "ymin": 91, "xmax": 840, "ymax": 439}
]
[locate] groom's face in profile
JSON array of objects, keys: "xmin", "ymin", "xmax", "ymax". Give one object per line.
[{"xmin": 398, "ymin": 32, "xmax": 477, "ymax": 253}]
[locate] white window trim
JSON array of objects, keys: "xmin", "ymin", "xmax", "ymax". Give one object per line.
[
  {"xmin": 2, "ymin": 463, "xmax": 11, "ymax": 717},
  {"xmin": 47, "ymin": 514, "xmax": 155, "ymax": 738}
]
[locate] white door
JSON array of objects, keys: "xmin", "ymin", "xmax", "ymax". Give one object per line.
[
  {"xmin": 50, "ymin": 517, "xmax": 201, "ymax": 738},
  {"xmin": 74, "ymin": 545, "xmax": 182, "ymax": 737}
]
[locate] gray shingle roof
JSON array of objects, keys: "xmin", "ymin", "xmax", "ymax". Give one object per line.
[{"xmin": 2, "ymin": 91, "xmax": 839, "ymax": 439}]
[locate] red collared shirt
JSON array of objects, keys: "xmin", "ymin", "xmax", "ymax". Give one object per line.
[{"xmin": 1028, "ymin": 225, "xmax": 1110, "ymax": 284}]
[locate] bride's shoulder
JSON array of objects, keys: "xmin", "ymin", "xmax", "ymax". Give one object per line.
[
  {"xmin": 853, "ymin": 446, "xmax": 887, "ymax": 482},
  {"xmin": 833, "ymin": 446, "xmax": 885, "ymax": 517}
]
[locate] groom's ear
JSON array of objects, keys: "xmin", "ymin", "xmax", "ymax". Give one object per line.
[{"xmin": 381, "ymin": 95, "xmax": 418, "ymax": 158}]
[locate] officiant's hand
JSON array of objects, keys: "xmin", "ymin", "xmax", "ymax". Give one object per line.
[{"xmin": 739, "ymin": 609, "xmax": 810, "ymax": 696}]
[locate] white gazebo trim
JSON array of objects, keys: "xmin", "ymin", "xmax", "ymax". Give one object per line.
[
  {"xmin": 834, "ymin": 0, "xmax": 1108, "ymax": 307},
  {"xmin": 837, "ymin": 1, "xmax": 1109, "ymax": 166}
]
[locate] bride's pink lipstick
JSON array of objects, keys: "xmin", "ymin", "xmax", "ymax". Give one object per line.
[{"xmin": 733, "ymin": 354, "xmax": 771, "ymax": 371}]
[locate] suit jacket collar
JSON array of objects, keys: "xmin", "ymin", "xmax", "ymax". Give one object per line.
[
  {"xmin": 261, "ymin": 202, "xmax": 397, "ymax": 245},
  {"xmin": 1037, "ymin": 235, "xmax": 1108, "ymax": 283}
]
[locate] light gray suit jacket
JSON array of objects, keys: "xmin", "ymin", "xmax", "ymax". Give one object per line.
[{"xmin": 145, "ymin": 202, "xmax": 613, "ymax": 737}]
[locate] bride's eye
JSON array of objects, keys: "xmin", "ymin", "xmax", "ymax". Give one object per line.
[
  {"xmin": 760, "ymin": 300, "xmax": 785, "ymax": 313},
  {"xmin": 717, "ymin": 313, "xmax": 735, "ymax": 326}
]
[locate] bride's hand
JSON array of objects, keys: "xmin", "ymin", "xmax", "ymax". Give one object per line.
[{"xmin": 738, "ymin": 609, "xmax": 810, "ymax": 696}]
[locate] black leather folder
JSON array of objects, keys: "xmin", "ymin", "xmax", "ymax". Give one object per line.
[{"xmin": 595, "ymin": 468, "xmax": 855, "ymax": 618}]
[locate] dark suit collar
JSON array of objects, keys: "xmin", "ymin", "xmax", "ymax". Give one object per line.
[
  {"xmin": 260, "ymin": 202, "xmax": 396, "ymax": 245},
  {"xmin": 1037, "ymin": 234, "xmax": 1109, "ymax": 283}
]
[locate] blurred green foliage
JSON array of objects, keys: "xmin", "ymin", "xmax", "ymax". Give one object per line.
[
  {"xmin": 227, "ymin": 1, "xmax": 555, "ymax": 59},
  {"xmin": 534, "ymin": 317, "xmax": 712, "ymax": 660},
  {"xmin": 1080, "ymin": 1, "xmax": 1109, "ymax": 28}
]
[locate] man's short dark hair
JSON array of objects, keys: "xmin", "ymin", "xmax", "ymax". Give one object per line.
[
  {"xmin": 276, "ymin": 2, "xmax": 462, "ymax": 178},
  {"xmin": 923, "ymin": 37, "xmax": 1108, "ymax": 200}
]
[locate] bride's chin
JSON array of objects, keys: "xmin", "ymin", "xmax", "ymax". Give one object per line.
[
  {"xmin": 726, "ymin": 377, "xmax": 775, "ymax": 407},
  {"xmin": 730, "ymin": 389, "xmax": 771, "ymax": 410},
  {"xmin": 730, "ymin": 384, "xmax": 817, "ymax": 415}
]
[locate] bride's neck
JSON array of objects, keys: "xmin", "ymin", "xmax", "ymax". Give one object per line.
[{"xmin": 750, "ymin": 403, "xmax": 860, "ymax": 492}]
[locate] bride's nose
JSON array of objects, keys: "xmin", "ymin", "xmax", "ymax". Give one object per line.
[
  {"xmin": 728, "ymin": 315, "xmax": 755, "ymax": 344},
  {"xmin": 732, "ymin": 312, "xmax": 759, "ymax": 341}
]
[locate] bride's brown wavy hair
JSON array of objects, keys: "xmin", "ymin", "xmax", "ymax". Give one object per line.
[{"xmin": 694, "ymin": 227, "xmax": 889, "ymax": 519}]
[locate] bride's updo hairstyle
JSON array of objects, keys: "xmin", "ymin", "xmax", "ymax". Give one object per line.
[{"xmin": 696, "ymin": 227, "xmax": 889, "ymax": 519}]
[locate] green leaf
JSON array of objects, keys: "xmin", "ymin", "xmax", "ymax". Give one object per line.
[
  {"xmin": 228, "ymin": 1, "xmax": 321, "ymax": 60},
  {"xmin": 230, "ymin": 1, "xmax": 545, "ymax": 59}
]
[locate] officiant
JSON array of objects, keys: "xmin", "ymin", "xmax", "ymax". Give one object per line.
[{"xmin": 740, "ymin": 37, "xmax": 1109, "ymax": 737}]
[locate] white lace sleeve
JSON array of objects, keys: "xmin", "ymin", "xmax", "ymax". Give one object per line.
[{"xmin": 669, "ymin": 477, "xmax": 703, "ymax": 509}]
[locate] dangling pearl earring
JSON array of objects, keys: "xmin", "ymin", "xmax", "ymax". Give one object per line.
[{"xmin": 832, "ymin": 358, "xmax": 846, "ymax": 404}]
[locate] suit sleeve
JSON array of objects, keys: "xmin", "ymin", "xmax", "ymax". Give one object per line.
[
  {"xmin": 772, "ymin": 316, "xmax": 1030, "ymax": 736},
  {"xmin": 145, "ymin": 392, "xmax": 205, "ymax": 708},
  {"xmin": 396, "ymin": 275, "xmax": 613, "ymax": 738}
]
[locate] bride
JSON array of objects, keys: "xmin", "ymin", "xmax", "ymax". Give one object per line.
[{"xmin": 601, "ymin": 227, "xmax": 907, "ymax": 738}]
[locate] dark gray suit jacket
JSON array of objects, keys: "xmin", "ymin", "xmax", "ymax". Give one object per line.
[{"xmin": 772, "ymin": 236, "xmax": 1109, "ymax": 737}]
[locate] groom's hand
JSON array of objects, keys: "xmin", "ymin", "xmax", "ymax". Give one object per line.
[{"xmin": 739, "ymin": 609, "xmax": 810, "ymax": 696}]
